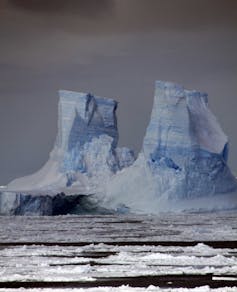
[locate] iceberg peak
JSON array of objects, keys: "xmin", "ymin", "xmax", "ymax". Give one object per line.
[
  {"xmin": 103, "ymin": 81, "xmax": 237, "ymax": 213},
  {"xmin": 143, "ymin": 80, "xmax": 228, "ymax": 167},
  {"xmin": 6, "ymin": 89, "xmax": 134, "ymax": 194}
]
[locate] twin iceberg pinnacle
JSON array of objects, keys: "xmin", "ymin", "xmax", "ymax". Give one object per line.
[{"xmin": 1, "ymin": 81, "xmax": 237, "ymax": 215}]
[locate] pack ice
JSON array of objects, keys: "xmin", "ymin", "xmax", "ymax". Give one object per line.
[{"xmin": 0, "ymin": 81, "xmax": 236, "ymax": 215}]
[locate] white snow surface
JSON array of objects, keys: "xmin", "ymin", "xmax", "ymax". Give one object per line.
[
  {"xmin": 0, "ymin": 241, "xmax": 237, "ymax": 283},
  {"xmin": 7, "ymin": 150, "xmax": 67, "ymax": 193}
]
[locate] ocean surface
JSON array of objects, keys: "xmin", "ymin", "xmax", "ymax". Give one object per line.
[{"xmin": 0, "ymin": 211, "xmax": 237, "ymax": 291}]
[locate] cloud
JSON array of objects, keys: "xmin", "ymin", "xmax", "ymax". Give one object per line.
[{"xmin": 9, "ymin": 0, "xmax": 114, "ymax": 17}]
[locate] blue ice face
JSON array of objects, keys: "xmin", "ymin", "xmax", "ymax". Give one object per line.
[
  {"xmin": 142, "ymin": 81, "xmax": 237, "ymax": 198},
  {"xmin": 56, "ymin": 91, "xmax": 134, "ymax": 179},
  {"xmin": 57, "ymin": 92, "xmax": 118, "ymax": 173}
]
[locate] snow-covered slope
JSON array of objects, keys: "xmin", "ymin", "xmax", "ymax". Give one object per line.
[{"xmin": 102, "ymin": 81, "xmax": 237, "ymax": 213}]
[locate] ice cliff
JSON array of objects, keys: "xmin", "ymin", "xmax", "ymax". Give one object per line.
[
  {"xmin": 102, "ymin": 81, "xmax": 237, "ymax": 213},
  {"xmin": 0, "ymin": 90, "xmax": 134, "ymax": 215},
  {"xmin": 7, "ymin": 90, "xmax": 135, "ymax": 193},
  {"xmin": 1, "ymin": 81, "xmax": 236, "ymax": 215}
]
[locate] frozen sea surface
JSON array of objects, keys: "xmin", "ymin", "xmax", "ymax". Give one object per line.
[
  {"xmin": 0, "ymin": 286, "xmax": 237, "ymax": 292},
  {"xmin": 0, "ymin": 211, "xmax": 236, "ymax": 243},
  {"xmin": 0, "ymin": 211, "xmax": 236, "ymax": 291}
]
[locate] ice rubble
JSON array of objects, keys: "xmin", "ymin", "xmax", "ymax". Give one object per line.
[
  {"xmin": 0, "ymin": 81, "xmax": 236, "ymax": 215},
  {"xmin": 1, "ymin": 242, "xmax": 237, "ymax": 282}
]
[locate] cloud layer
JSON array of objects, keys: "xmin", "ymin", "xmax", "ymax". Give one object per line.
[{"xmin": 0, "ymin": 0, "xmax": 237, "ymax": 183}]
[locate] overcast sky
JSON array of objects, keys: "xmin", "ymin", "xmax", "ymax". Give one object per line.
[{"xmin": 0, "ymin": 0, "xmax": 237, "ymax": 184}]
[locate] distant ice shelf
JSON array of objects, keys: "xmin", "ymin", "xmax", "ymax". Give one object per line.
[{"xmin": 0, "ymin": 81, "xmax": 236, "ymax": 215}]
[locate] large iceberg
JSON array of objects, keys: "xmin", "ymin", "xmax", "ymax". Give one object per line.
[
  {"xmin": 102, "ymin": 81, "xmax": 237, "ymax": 213},
  {"xmin": 7, "ymin": 90, "xmax": 135, "ymax": 193},
  {"xmin": 1, "ymin": 81, "xmax": 236, "ymax": 215},
  {"xmin": 0, "ymin": 90, "xmax": 134, "ymax": 215}
]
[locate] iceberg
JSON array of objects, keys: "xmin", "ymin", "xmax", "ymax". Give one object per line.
[
  {"xmin": 102, "ymin": 81, "xmax": 237, "ymax": 213},
  {"xmin": 6, "ymin": 90, "xmax": 135, "ymax": 194},
  {"xmin": 0, "ymin": 90, "xmax": 134, "ymax": 215},
  {"xmin": 1, "ymin": 81, "xmax": 236, "ymax": 215}
]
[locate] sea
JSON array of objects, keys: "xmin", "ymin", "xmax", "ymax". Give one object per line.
[{"xmin": 0, "ymin": 211, "xmax": 236, "ymax": 291}]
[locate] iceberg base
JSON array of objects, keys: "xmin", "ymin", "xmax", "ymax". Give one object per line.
[{"xmin": 0, "ymin": 192, "xmax": 113, "ymax": 216}]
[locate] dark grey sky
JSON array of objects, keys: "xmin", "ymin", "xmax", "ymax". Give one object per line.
[{"xmin": 0, "ymin": 0, "xmax": 237, "ymax": 184}]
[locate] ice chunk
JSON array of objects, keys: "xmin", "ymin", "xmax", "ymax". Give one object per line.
[{"xmin": 116, "ymin": 147, "xmax": 135, "ymax": 169}]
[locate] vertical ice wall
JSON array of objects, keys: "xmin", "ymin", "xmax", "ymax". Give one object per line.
[
  {"xmin": 6, "ymin": 90, "xmax": 134, "ymax": 194},
  {"xmin": 103, "ymin": 81, "xmax": 237, "ymax": 213},
  {"xmin": 143, "ymin": 81, "xmax": 228, "ymax": 168},
  {"xmin": 56, "ymin": 91, "xmax": 118, "ymax": 153},
  {"xmin": 2, "ymin": 82, "xmax": 236, "ymax": 215}
]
